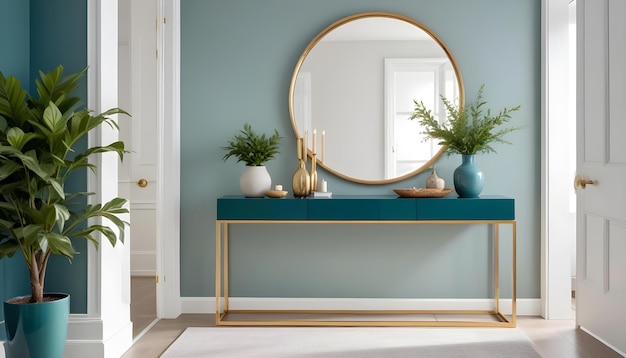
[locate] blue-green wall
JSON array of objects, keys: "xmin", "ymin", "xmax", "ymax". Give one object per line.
[
  {"xmin": 0, "ymin": 0, "xmax": 89, "ymax": 332},
  {"xmin": 0, "ymin": 0, "xmax": 31, "ymax": 339},
  {"xmin": 29, "ymin": 0, "xmax": 87, "ymax": 81},
  {"xmin": 181, "ymin": 0, "xmax": 541, "ymax": 299},
  {"xmin": 28, "ymin": 0, "xmax": 90, "ymax": 315},
  {"xmin": 0, "ymin": 0, "xmax": 29, "ymax": 85}
]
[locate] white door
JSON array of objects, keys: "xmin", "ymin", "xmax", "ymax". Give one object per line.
[
  {"xmin": 576, "ymin": 0, "xmax": 626, "ymax": 355},
  {"xmin": 118, "ymin": 0, "xmax": 159, "ymax": 309}
]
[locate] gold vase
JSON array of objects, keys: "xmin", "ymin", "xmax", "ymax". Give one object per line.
[
  {"xmin": 310, "ymin": 152, "xmax": 318, "ymax": 192},
  {"xmin": 292, "ymin": 138, "xmax": 311, "ymax": 197},
  {"xmin": 292, "ymin": 159, "xmax": 311, "ymax": 197}
]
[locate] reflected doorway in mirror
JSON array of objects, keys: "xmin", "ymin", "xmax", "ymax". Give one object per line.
[{"xmin": 383, "ymin": 58, "xmax": 459, "ymax": 179}]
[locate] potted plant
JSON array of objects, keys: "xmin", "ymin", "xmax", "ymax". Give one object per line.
[
  {"xmin": 0, "ymin": 66, "xmax": 129, "ymax": 358},
  {"xmin": 222, "ymin": 123, "xmax": 281, "ymax": 197},
  {"xmin": 409, "ymin": 85, "xmax": 521, "ymax": 197}
]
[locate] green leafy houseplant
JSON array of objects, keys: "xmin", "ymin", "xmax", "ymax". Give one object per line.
[
  {"xmin": 409, "ymin": 85, "xmax": 521, "ymax": 155},
  {"xmin": 0, "ymin": 65, "xmax": 129, "ymax": 304},
  {"xmin": 222, "ymin": 123, "xmax": 281, "ymax": 166}
]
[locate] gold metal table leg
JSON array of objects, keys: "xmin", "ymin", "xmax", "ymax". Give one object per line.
[
  {"xmin": 224, "ymin": 223, "xmax": 230, "ymax": 313},
  {"xmin": 494, "ymin": 223, "xmax": 500, "ymax": 314},
  {"xmin": 214, "ymin": 220, "xmax": 517, "ymax": 327},
  {"xmin": 512, "ymin": 221, "xmax": 517, "ymax": 325},
  {"xmin": 215, "ymin": 222, "xmax": 222, "ymax": 324}
]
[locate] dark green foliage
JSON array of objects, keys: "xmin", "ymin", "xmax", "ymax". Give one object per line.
[
  {"xmin": 409, "ymin": 85, "xmax": 521, "ymax": 155},
  {"xmin": 222, "ymin": 123, "xmax": 281, "ymax": 166},
  {"xmin": 0, "ymin": 65, "xmax": 129, "ymax": 303}
]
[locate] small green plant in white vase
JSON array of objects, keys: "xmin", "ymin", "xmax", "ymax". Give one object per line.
[{"xmin": 222, "ymin": 123, "xmax": 281, "ymax": 197}]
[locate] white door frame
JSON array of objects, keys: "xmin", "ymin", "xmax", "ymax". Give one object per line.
[
  {"xmin": 156, "ymin": 0, "xmax": 182, "ymax": 318},
  {"xmin": 63, "ymin": 1, "xmax": 137, "ymax": 356},
  {"xmin": 541, "ymin": 0, "xmax": 574, "ymax": 319}
]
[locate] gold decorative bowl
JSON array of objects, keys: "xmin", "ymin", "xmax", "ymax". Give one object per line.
[
  {"xmin": 393, "ymin": 188, "xmax": 452, "ymax": 198},
  {"xmin": 265, "ymin": 190, "xmax": 288, "ymax": 198}
]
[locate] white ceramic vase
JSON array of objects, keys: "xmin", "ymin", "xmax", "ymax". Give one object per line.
[
  {"xmin": 425, "ymin": 167, "xmax": 445, "ymax": 189},
  {"xmin": 240, "ymin": 166, "xmax": 271, "ymax": 197}
]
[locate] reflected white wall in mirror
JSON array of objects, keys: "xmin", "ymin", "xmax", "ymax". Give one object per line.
[{"xmin": 290, "ymin": 12, "xmax": 464, "ymax": 184}]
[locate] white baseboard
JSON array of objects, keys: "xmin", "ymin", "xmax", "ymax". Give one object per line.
[
  {"xmin": 0, "ymin": 316, "xmax": 132, "ymax": 358},
  {"xmin": 64, "ymin": 307, "xmax": 132, "ymax": 358},
  {"xmin": 131, "ymin": 270, "xmax": 156, "ymax": 276},
  {"xmin": 181, "ymin": 297, "xmax": 542, "ymax": 316},
  {"xmin": 130, "ymin": 251, "xmax": 156, "ymax": 277}
]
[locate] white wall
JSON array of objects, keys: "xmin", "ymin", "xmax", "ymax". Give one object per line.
[{"xmin": 300, "ymin": 40, "xmax": 443, "ymax": 180}]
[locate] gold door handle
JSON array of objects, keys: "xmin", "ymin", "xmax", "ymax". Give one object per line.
[
  {"xmin": 574, "ymin": 175, "xmax": 595, "ymax": 190},
  {"xmin": 137, "ymin": 178, "xmax": 148, "ymax": 188}
]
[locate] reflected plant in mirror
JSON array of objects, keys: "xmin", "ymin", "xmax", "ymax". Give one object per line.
[{"xmin": 409, "ymin": 84, "xmax": 521, "ymax": 197}]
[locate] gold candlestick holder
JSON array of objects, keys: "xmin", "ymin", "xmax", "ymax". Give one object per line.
[{"xmin": 310, "ymin": 152, "xmax": 318, "ymax": 193}]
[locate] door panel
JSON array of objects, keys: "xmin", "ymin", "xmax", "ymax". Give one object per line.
[
  {"xmin": 608, "ymin": 223, "xmax": 626, "ymax": 295},
  {"xmin": 608, "ymin": 0, "xmax": 626, "ymax": 163},
  {"xmin": 577, "ymin": 0, "xmax": 626, "ymax": 354},
  {"xmin": 582, "ymin": 214, "xmax": 603, "ymax": 282},
  {"xmin": 580, "ymin": 0, "xmax": 605, "ymax": 163}
]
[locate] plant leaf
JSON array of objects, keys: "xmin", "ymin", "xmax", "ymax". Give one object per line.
[{"xmin": 409, "ymin": 85, "xmax": 522, "ymax": 155}]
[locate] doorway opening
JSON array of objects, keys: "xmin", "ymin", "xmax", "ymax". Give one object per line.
[{"xmin": 118, "ymin": 0, "xmax": 159, "ymax": 338}]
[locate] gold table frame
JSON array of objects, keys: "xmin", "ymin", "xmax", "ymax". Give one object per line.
[{"xmin": 215, "ymin": 220, "xmax": 516, "ymax": 327}]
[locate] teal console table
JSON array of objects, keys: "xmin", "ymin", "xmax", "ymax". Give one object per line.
[{"xmin": 216, "ymin": 195, "xmax": 516, "ymax": 327}]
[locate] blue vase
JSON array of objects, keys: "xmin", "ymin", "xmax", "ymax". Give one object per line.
[
  {"xmin": 453, "ymin": 154, "xmax": 484, "ymax": 198},
  {"xmin": 4, "ymin": 293, "xmax": 70, "ymax": 358}
]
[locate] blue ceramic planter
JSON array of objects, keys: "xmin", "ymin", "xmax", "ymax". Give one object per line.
[
  {"xmin": 453, "ymin": 154, "xmax": 484, "ymax": 198},
  {"xmin": 3, "ymin": 293, "xmax": 69, "ymax": 358}
]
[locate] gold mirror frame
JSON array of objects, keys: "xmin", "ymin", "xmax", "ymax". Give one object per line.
[{"xmin": 288, "ymin": 11, "xmax": 465, "ymax": 184}]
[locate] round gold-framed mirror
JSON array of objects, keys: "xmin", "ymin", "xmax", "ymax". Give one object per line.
[{"xmin": 289, "ymin": 12, "xmax": 464, "ymax": 184}]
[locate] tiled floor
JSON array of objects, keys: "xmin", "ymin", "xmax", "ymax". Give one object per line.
[{"xmin": 123, "ymin": 280, "xmax": 623, "ymax": 358}]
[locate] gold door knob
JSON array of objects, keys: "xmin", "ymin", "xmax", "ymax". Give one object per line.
[
  {"xmin": 574, "ymin": 175, "xmax": 595, "ymax": 190},
  {"xmin": 137, "ymin": 178, "xmax": 148, "ymax": 188}
]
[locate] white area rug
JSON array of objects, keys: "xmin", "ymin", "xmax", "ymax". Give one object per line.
[{"xmin": 161, "ymin": 327, "xmax": 543, "ymax": 357}]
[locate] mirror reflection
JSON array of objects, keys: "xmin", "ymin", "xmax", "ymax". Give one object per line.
[{"xmin": 289, "ymin": 12, "xmax": 464, "ymax": 184}]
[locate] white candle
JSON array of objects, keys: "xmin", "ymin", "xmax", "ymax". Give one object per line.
[
  {"xmin": 274, "ymin": 184, "xmax": 283, "ymax": 191},
  {"xmin": 312, "ymin": 129, "xmax": 316, "ymax": 153},
  {"xmin": 320, "ymin": 179, "xmax": 327, "ymax": 193},
  {"xmin": 322, "ymin": 130, "xmax": 325, "ymax": 162},
  {"xmin": 304, "ymin": 130, "xmax": 308, "ymax": 158}
]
